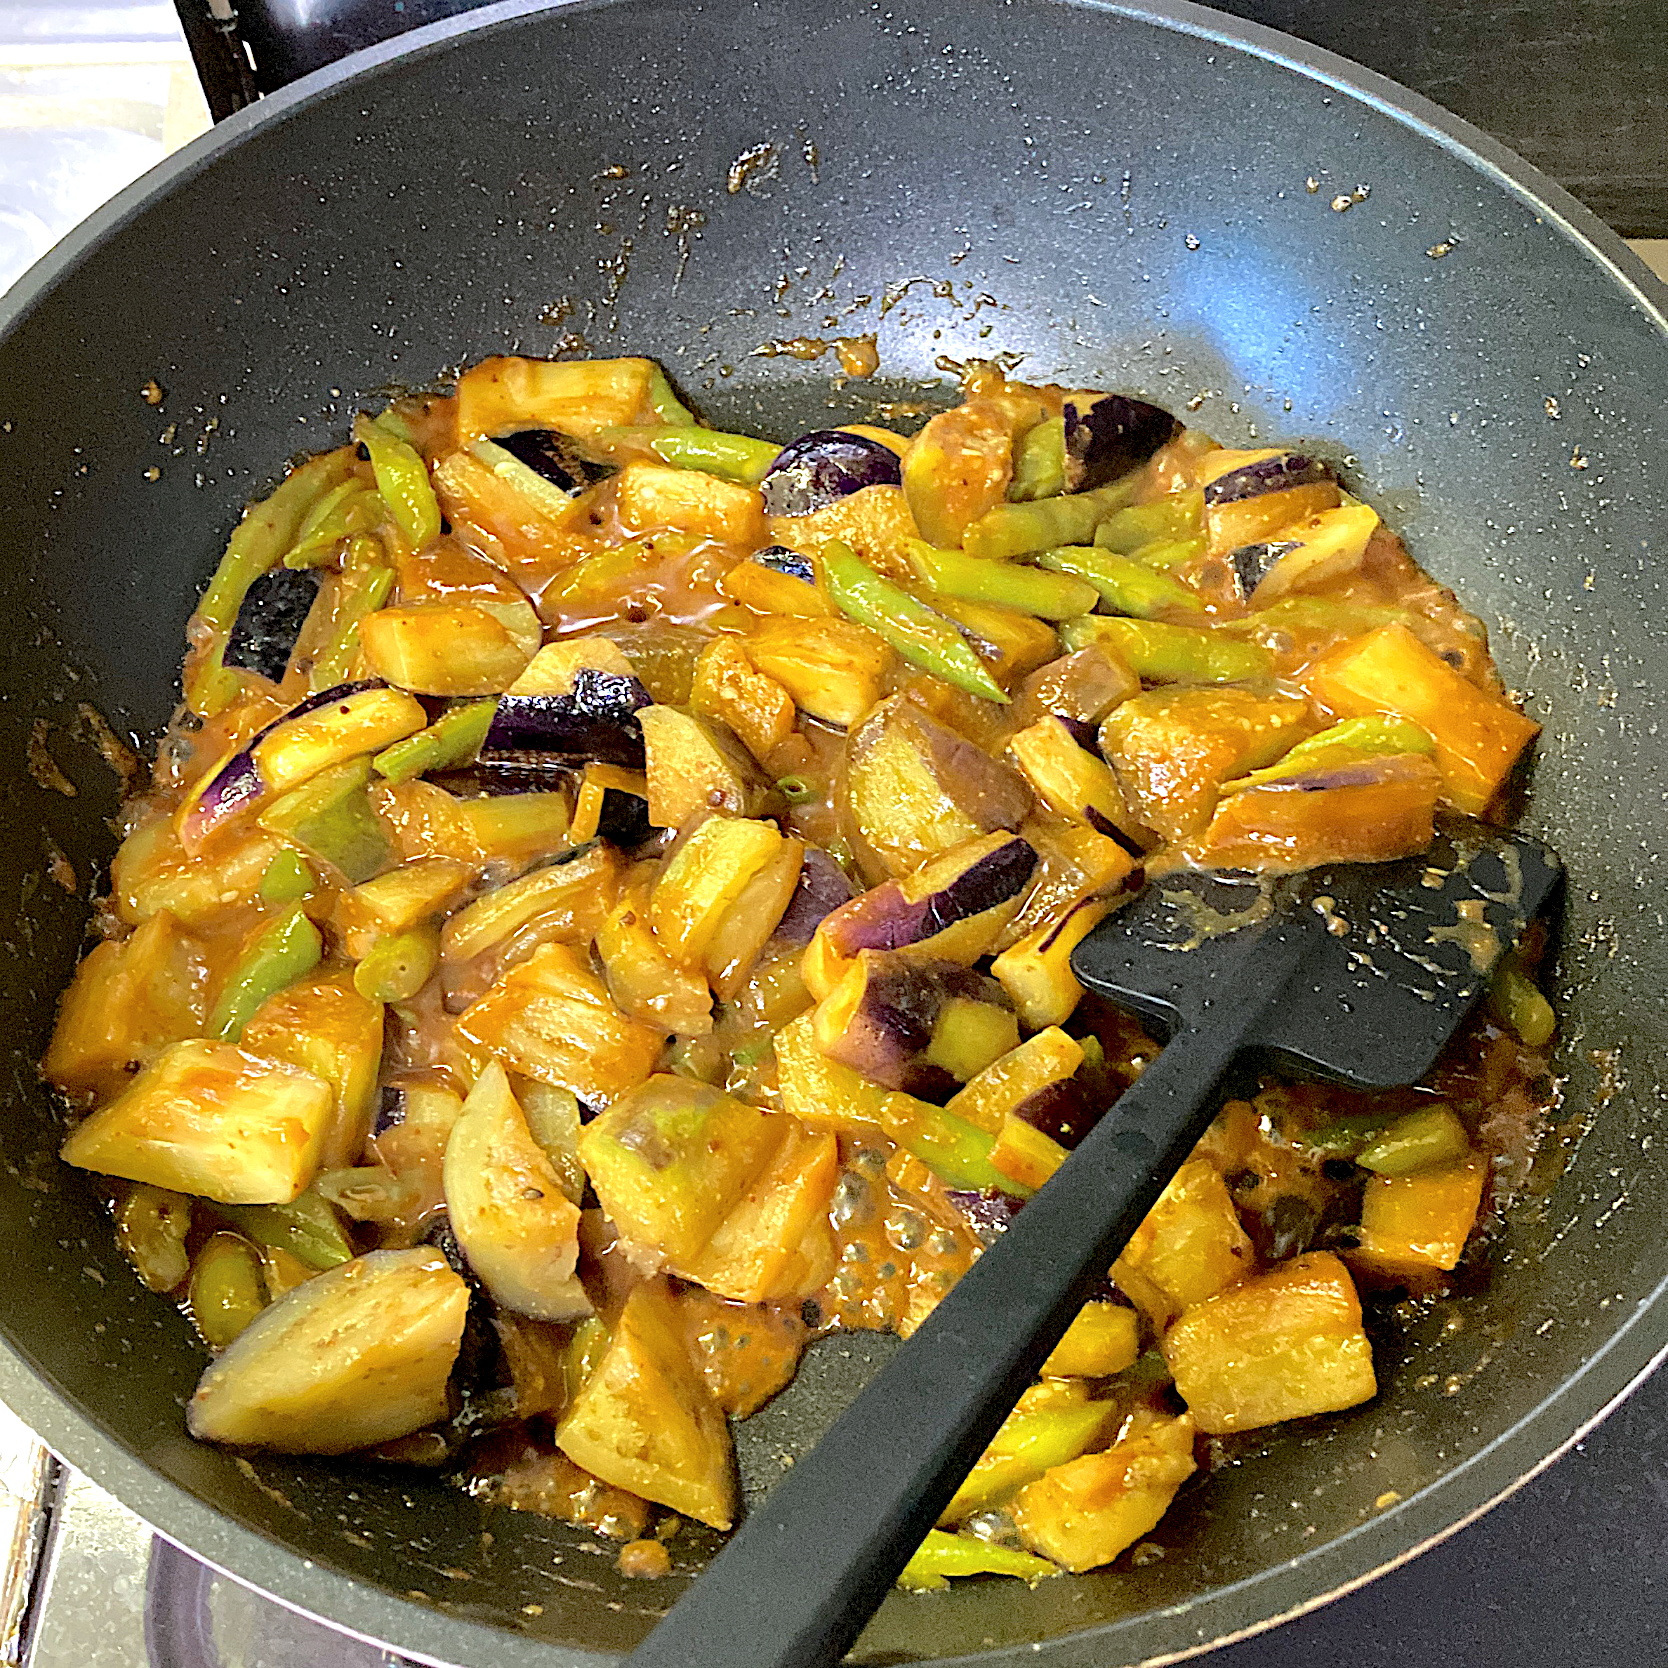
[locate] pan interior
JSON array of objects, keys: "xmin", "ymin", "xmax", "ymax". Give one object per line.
[{"xmin": 0, "ymin": 0, "xmax": 1663, "ymax": 1662}]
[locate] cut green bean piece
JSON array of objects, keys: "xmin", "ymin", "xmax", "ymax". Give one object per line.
[
  {"xmin": 354, "ymin": 413, "xmax": 442, "ymax": 551},
  {"xmin": 822, "ymin": 542, "xmax": 1008, "ymax": 703},
  {"xmin": 208, "ymin": 905, "xmax": 322, "ymax": 1042},
  {"xmin": 1007, "ymin": 417, "xmax": 1067, "ymax": 502},
  {"xmin": 898, "ymin": 1529, "xmax": 1057, "ymax": 1591},
  {"xmin": 282, "ymin": 483, "xmax": 383, "ymax": 569},
  {"xmin": 895, "ymin": 1103, "xmax": 1028, "ymax": 1196},
  {"xmin": 468, "ymin": 438, "xmax": 581, "ymax": 521},
  {"xmin": 223, "ymin": 1191, "xmax": 354, "ymax": 1271},
  {"xmin": 645, "ymin": 364, "xmax": 697, "ymax": 425},
  {"xmin": 1060, "ymin": 615, "xmax": 1274, "ymax": 683},
  {"xmin": 309, "ymin": 543, "xmax": 395, "ymax": 691},
  {"xmin": 258, "ymin": 849, "xmax": 318, "ymax": 905},
  {"xmin": 1301, "ymin": 1111, "xmax": 1392, "ymax": 1160},
  {"xmin": 1036, "ymin": 545, "xmax": 1205, "ymax": 619},
  {"xmin": 373, "ymin": 698, "xmax": 498, "ymax": 785},
  {"xmin": 595, "ymin": 424, "xmax": 780, "ymax": 484},
  {"xmin": 187, "ymin": 449, "xmax": 360, "ymax": 717},
  {"xmin": 907, "ymin": 540, "xmax": 1098, "ymax": 620},
  {"xmin": 1357, "ymin": 1105, "xmax": 1471, "ymax": 1176},
  {"xmin": 1488, "ymin": 951, "xmax": 1556, "ymax": 1047},
  {"xmin": 353, "ymin": 927, "xmax": 441, "ymax": 1003},
  {"xmin": 964, "ymin": 477, "xmax": 1144, "ymax": 562},
  {"xmin": 1093, "ymin": 488, "xmax": 1205, "ymax": 554},
  {"xmin": 1131, "ymin": 532, "xmax": 1207, "ymax": 572},
  {"xmin": 1225, "ymin": 715, "xmax": 1434, "ymax": 793},
  {"xmin": 189, "ymin": 1234, "xmax": 267, "ymax": 1348}
]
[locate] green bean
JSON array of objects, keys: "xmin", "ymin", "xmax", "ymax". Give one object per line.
[
  {"xmin": 260, "ymin": 758, "xmax": 393, "ymax": 883},
  {"xmin": 1488, "ymin": 952, "xmax": 1556, "ymax": 1047},
  {"xmin": 1130, "ymin": 532, "xmax": 1207, "ymax": 572},
  {"xmin": 1356, "ymin": 1105, "xmax": 1471, "ymax": 1175},
  {"xmin": 1226, "ymin": 715, "xmax": 1434, "ymax": 792},
  {"xmin": 208, "ymin": 905, "xmax": 322, "ymax": 1041},
  {"xmin": 897, "ymin": 1530, "xmax": 1057, "ymax": 1591},
  {"xmin": 353, "ymin": 927, "xmax": 441, "ymax": 1003},
  {"xmin": 113, "ymin": 1184, "xmax": 192, "ymax": 1293},
  {"xmin": 282, "ymin": 481, "xmax": 382, "ymax": 569},
  {"xmin": 822, "ymin": 542, "xmax": 1008, "ymax": 702},
  {"xmin": 1007, "ymin": 417, "xmax": 1066, "ymax": 502},
  {"xmin": 776, "ymin": 774, "xmax": 820, "ymax": 804},
  {"xmin": 309, "ymin": 542, "xmax": 394, "ymax": 691},
  {"xmin": 354, "ymin": 413, "xmax": 442, "ymax": 550},
  {"xmin": 1093, "ymin": 488, "xmax": 1204, "ymax": 554},
  {"xmin": 1300, "ymin": 1111, "xmax": 1392, "ymax": 1160},
  {"xmin": 224, "ymin": 1191, "xmax": 354, "ymax": 1271},
  {"xmin": 645, "ymin": 364, "xmax": 697, "ymax": 425},
  {"xmin": 963, "ymin": 477, "xmax": 1143, "ymax": 562},
  {"xmin": 595, "ymin": 424, "xmax": 780, "ymax": 484},
  {"xmin": 1059, "ymin": 615, "xmax": 1274, "ymax": 683},
  {"xmin": 907, "ymin": 540, "xmax": 1098, "ymax": 620},
  {"xmin": 186, "ymin": 449, "xmax": 360, "ymax": 716},
  {"xmin": 1035, "ymin": 545, "xmax": 1205, "ymax": 619},
  {"xmin": 258, "ymin": 849, "xmax": 318, "ymax": 905},
  {"xmin": 890, "ymin": 1101, "xmax": 1023, "ymax": 1196},
  {"xmin": 188, "ymin": 1233, "xmax": 267, "ymax": 1348},
  {"xmin": 373, "ymin": 698, "xmax": 498, "ymax": 785}
]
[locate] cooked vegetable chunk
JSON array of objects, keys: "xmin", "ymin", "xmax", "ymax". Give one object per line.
[
  {"xmin": 578, "ymin": 1075, "xmax": 782, "ymax": 1266},
  {"xmin": 1348, "ymin": 1159, "xmax": 1485, "ymax": 1281},
  {"xmin": 443, "ymin": 1063, "xmax": 590, "ymax": 1321},
  {"xmin": 743, "ymin": 615, "xmax": 893, "ymax": 728},
  {"xmin": 638, "ymin": 706, "xmax": 775, "ymax": 827},
  {"xmin": 455, "ymin": 942, "xmax": 660, "ymax": 1108},
  {"xmin": 44, "ymin": 911, "xmax": 210, "ymax": 1102},
  {"xmin": 61, "ymin": 1039, "xmax": 334, "ymax": 1205},
  {"xmin": 187, "ymin": 1248, "xmax": 469, "ymax": 1452},
  {"xmin": 651, "ymin": 816, "xmax": 785, "ymax": 966},
  {"xmin": 1163, "ymin": 1252, "xmax": 1376, "ymax": 1434},
  {"xmin": 1039, "ymin": 1302, "xmax": 1141, "ymax": 1379},
  {"xmin": 1112, "ymin": 1159, "xmax": 1256, "ymax": 1329},
  {"xmin": 1300, "ymin": 623, "xmax": 1540, "ymax": 816},
  {"xmin": 555, "ymin": 1278, "xmax": 738, "ymax": 1528},
  {"xmin": 1013, "ymin": 1408, "xmax": 1197, "ymax": 1572}
]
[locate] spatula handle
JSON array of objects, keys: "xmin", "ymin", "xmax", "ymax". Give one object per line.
[{"xmin": 624, "ymin": 1018, "xmax": 1251, "ymax": 1668}]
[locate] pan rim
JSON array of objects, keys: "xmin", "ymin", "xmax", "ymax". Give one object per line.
[{"xmin": 0, "ymin": 1, "xmax": 1663, "ymax": 1663}]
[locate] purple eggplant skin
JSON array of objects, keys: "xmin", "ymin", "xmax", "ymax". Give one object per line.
[
  {"xmin": 945, "ymin": 1187, "xmax": 1024, "ymax": 1245},
  {"xmin": 1202, "ymin": 451, "xmax": 1332, "ymax": 507},
  {"xmin": 480, "ymin": 668, "xmax": 653, "ymax": 771},
  {"xmin": 752, "ymin": 544, "xmax": 817, "ymax": 581},
  {"xmin": 774, "ymin": 848, "xmax": 858, "ymax": 946},
  {"xmin": 1062, "ymin": 396, "xmax": 1180, "ymax": 493},
  {"xmin": 1013, "ymin": 1077, "xmax": 1100, "ymax": 1150},
  {"xmin": 497, "ymin": 430, "xmax": 613, "ymax": 494},
  {"xmin": 759, "ymin": 430, "xmax": 903, "ymax": 516},
  {"xmin": 373, "ymin": 1086, "xmax": 408, "ymax": 1136},
  {"xmin": 821, "ymin": 836, "xmax": 1036, "ymax": 959},
  {"xmin": 1225, "ymin": 539, "xmax": 1301, "ymax": 598},
  {"xmin": 223, "ymin": 566, "xmax": 323, "ymax": 683},
  {"xmin": 187, "ymin": 679, "xmax": 383, "ymax": 837}
]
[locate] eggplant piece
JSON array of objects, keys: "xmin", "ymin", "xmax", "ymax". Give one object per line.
[
  {"xmin": 223, "ymin": 566, "xmax": 323, "ymax": 683},
  {"xmin": 187, "ymin": 1247, "xmax": 470, "ymax": 1453},
  {"xmin": 442, "ymin": 1062, "xmax": 591, "ymax": 1322},
  {"xmin": 841, "ymin": 696, "xmax": 1033, "ymax": 881},
  {"xmin": 805, "ymin": 832, "xmax": 1036, "ymax": 998},
  {"xmin": 481, "ymin": 640, "xmax": 653, "ymax": 773},
  {"xmin": 577, "ymin": 1075, "xmax": 782, "ymax": 1266},
  {"xmin": 555, "ymin": 1277, "xmax": 738, "ymax": 1529},
  {"xmin": 773, "ymin": 848, "xmax": 858, "ymax": 947},
  {"xmin": 1062, "ymin": 395, "xmax": 1181, "ymax": 493},
  {"xmin": 813, "ymin": 952, "xmax": 1017, "ymax": 1098},
  {"xmin": 1013, "ymin": 645, "xmax": 1141, "ymax": 736},
  {"xmin": 1201, "ymin": 449, "xmax": 1332, "ymax": 506},
  {"xmin": 637, "ymin": 706, "xmax": 776, "ymax": 828},
  {"xmin": 945, "ymin": 1025, "xmax": 1086, "ymax": 1138},
  {"xmin": 1224, "ymin": 539, "xmax": 1302, "ymax": 599},
  {"xmin": 753, "ymin": 544, "xmax": 816, "ymax": 580},
  {"xmin": 760, "ymin": 430, "xmax": 903, "ymax": 517},
  {"xmin": 944, "ymin": 1186, "xmax": 1024, "ymax": 1245},
  {"xmin": 60, "ymin": 1038, "xmax": 335, "ymax": 1206},
  {"xmin": 497, "ymin": 428, "xmax": 613, "ymax": 493}
]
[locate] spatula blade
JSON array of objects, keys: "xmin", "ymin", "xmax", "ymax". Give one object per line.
[{"xmin": 1073, "ymin": 823, "xmax": 1562, "ymax": 1090}]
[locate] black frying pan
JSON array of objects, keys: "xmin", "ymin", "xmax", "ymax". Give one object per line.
[{"xmin": 0, "ymin": 2, "xmax": 1663, "ymax": 1663}]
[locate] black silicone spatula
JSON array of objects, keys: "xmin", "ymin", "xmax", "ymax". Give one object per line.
[{"xmin": 625, "ymin": 823, "xmax": 1562, "ymax": 1668}]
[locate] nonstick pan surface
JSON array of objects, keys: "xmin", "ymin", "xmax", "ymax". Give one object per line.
[{"xmin": 0, "ymin": 1, "xmax": 1663, "ymax": 1662}]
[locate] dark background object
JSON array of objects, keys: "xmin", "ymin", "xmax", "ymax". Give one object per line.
[
  {"xmin": 173, "ymin": 0, "xmax": 1668, "ymax": 234},
  {"xmin": 0, "ymin": 1, "xmax": 1664, "ymax": 1666}
]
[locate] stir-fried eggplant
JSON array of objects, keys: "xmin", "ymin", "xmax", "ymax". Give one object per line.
[{"xmin": 44, "ymin": 353, "xmax": 1553, "ymax": 1593}]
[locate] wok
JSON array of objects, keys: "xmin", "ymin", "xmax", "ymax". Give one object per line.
[{"xmin": 0, "ymin": 1, "xmax": 1663, "ymax": 1662}]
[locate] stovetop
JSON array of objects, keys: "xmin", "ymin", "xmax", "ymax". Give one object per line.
[{"xmin": 1, "ymin": 4, "xmax": 1664, "ymax": 1665}]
